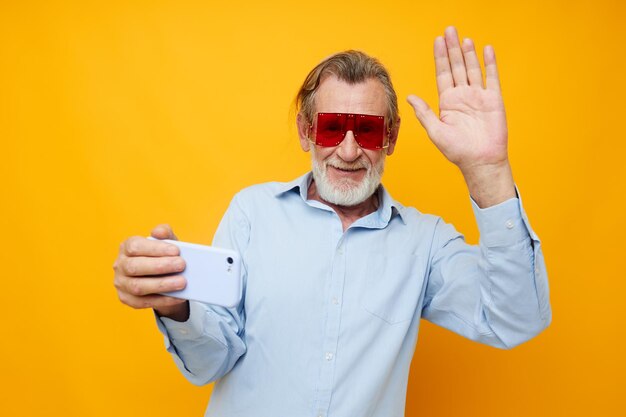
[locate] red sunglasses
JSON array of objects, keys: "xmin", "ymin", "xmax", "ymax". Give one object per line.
[{"xmin": 309, "ymin": 112, "xmax": 390, "ymax": 150}]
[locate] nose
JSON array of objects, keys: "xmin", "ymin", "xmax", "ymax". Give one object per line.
[{"xmin": 336, "ymin": 131, "xmax": 361, "ymax": 162}]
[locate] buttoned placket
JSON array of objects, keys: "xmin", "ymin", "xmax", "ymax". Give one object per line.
[{"xmin": 313, "ymin": 213, "xmax": 347, "ymax": 417}]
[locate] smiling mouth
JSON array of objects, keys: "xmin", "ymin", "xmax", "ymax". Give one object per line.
[{"xmin": 329, "ymin": 164, "xmax": 366, "ymax": 172}]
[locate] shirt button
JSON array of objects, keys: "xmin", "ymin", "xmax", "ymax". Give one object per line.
[
  {"xmin": 337, "ymin": 247, "xmax": 344, "ymax": 255},
  {"xmin": 332, "ymin": 297, "xmax": 339, "ymax": 305},
  {"xmin": 178, "ymin": 329, "xmax": 188, "ymax": 335},
  {"xmin": 505, "ymin": 220, "xmax": 514, "ymax": 229},
  {"xmin": 325, "ymin": 352, "xmax": 334, "ymax": 361}
]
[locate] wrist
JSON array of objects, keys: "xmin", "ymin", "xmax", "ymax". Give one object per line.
[
  {"xmin": 460, "ymin": 160, "xmax": 516, "ymax": 208},
  {"xmin": 155, "ymin": 301, "xmax": 190, "ymax": 322}
]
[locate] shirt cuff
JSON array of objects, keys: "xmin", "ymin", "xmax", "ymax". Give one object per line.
[
  {"xmin": 470, "ymin": 189, "xmax": 530, "ymax": 247},
  {"xmin": 154, "ymin": 301, "xmax": 206, "ymax": 342}
]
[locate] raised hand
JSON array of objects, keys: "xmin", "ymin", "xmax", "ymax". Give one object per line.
[{"xmin": 408, "ymin": 26, "xmax": 516, "ymax": 207}]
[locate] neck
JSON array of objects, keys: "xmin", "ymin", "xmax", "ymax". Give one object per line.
[{"xmin": 308, "ymin": 180, "xmax": 379, "ymax": 231}]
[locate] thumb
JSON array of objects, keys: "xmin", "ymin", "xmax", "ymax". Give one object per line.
[
  {"xmin": 151, "ymin": 224, "xmax": 178, "ymax": 241},
  {"xmin": 407, "ymin": 95, "xmax": 440, "ymax": 137}
]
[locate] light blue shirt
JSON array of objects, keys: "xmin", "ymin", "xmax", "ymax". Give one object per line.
[{"xmin": 155, "ymin": 172, "xmax": 551, "ymax": 417}]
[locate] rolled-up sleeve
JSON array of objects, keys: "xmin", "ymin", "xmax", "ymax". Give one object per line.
[{"xmin": 421, "ymin": 191, "xmax": 552, "ymax": 349}]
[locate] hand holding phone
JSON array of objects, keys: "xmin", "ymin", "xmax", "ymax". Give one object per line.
[{"xmin": 149, "ymin": 238, "xmax": 242, "ymax": 308}]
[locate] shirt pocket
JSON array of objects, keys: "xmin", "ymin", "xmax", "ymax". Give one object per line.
[{"xmin": 363, "ymin": 253, "xmax": 425, "ymax": 325}]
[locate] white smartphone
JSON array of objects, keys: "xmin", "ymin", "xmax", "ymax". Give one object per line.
[{"xmin": 148, "ymin": 238, "xmax": 242, "ymax": 308}]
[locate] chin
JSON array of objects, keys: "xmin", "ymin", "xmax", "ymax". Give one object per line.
[{"xmin": 312, "ymin": 164, "xmax": 383, "ymax": 207}]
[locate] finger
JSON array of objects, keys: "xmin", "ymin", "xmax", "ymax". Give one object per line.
[
  {"xmin": 434, "ymin": 36, "xmax": 454, "ymax": 95},
  {"xmin": 118, "ymin": 291, "xmax": 187, "ymax": 310},
  {"xmin": 444, "ymin": 26, "xmax": 468, "ymax": 87},
  {"xmin": 121, "ymin": 255, "xmax": 186, "ymax": 277},
  {"xmin": 462, "ymin": 38, "xmax": 483, "ymax": 87},
  {"xmin": 407, "ymin": 95, "xmax": 441, "ymax": 138},
  {"xmin": 151, "ymin": 224, "xmax": 178, "ymax": 241},
  {"xmin": 122, "ymin": 236, "xmax": 179, "ymax": 257},
  {"xmin": 484, "ymin": 45, "xmax": 501, "ymax": 92},
  {"xmin": 117, "ymin": 274, "xmax": 187, "ymax": 297}
]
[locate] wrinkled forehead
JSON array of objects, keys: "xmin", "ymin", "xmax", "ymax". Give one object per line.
[{"xmin": 313, "ymin": 75, "xmax": 388, "ymax": 117}]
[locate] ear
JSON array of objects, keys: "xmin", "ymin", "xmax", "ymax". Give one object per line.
[
  {"xmin": 386, "ymin": 117, "xmax": 400, "ymax": 156},
  {"xmin": 296, "ymin": 113, "xmax": 311, "ymax": 152}
]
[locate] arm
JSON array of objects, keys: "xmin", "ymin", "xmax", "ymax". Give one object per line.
[
  {"xmin": 155, "ymin": 300, "xmax": 246, "ymax": 385},
  {"xmin": 154, "ymin": 196, "xmax": 250, "ymax": 385},
  {"xmin": 409, "ymin": 27, "xmax": 551, "ymax": 346},
  {"xmin": 422, "ymin": 194, "xmax": 551, "ymax": 349},
  {"xmin": 113, "ymin": 204, "xmax": 249, "ymax": 385}
]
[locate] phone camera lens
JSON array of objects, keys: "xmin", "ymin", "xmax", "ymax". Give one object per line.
[{"xmin": 227, "ymin": 257, "xmax": 234, "ymax": 265}]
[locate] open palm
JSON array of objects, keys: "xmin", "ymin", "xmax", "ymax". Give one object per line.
[{"xmin": 409, "ymin": 27, "xmax": 508, "ymax": 172}]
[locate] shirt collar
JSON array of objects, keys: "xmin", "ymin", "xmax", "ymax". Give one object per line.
[
  {"xmin": 274, "ymin": 172, "xmax": 407, "ymax": 227},
  {"xmin": 274, "ymin": 172, "xmax": 312, "ymax": 202}
]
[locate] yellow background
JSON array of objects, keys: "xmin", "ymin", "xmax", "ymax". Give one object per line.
[{"xmin": 2, "ymin": 0, "xmax": 624, "ymax": 415}]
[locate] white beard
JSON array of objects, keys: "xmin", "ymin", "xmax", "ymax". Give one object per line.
[{"xmin": 311, "ymin": 147, "xmax": 385, "ymax": 207}]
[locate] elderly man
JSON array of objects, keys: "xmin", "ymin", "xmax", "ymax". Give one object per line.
[{"xmin": 113, "ymin": 26, "xmax": 551, "ymax": 417}]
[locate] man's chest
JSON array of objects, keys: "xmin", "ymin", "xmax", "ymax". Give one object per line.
[{"xmin": 241, "ymin": 208, "xmax": 430, "ymax": 334}]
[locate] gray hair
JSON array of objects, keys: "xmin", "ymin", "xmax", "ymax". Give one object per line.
[{"xmin": 295, "ymin": 50, "xmax": 399, "ymax": 129}]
